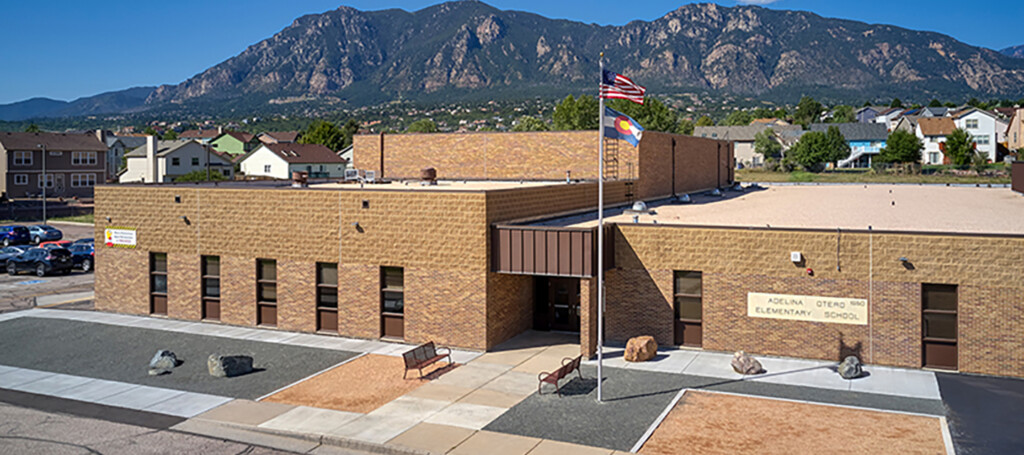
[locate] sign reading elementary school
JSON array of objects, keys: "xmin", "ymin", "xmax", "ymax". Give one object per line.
[
  {"xmin": 104, "ymin": 227, "xmax": 137, "ymax": 248},
  {"xmin": 748, "ymin": 292, "xmax": 868, "ymax": 325}
]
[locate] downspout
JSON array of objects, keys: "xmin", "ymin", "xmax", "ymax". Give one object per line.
[
  {"xmin": 671, "ymin": 139, "xmax": 676, "ymax": 198},
  {"xmin": 379, "ymin": 132, "xmax": 385, "ymax": 179}
]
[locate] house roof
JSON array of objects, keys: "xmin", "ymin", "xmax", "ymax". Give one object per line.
[
  {"xmin": 877, "ymin": 107, "xmax": 902, "ymax": 117},
  {"xmin": 125, "ymin": 140, "xmax": 192, "ymax": 157},
  {"xmin": 258, "ymin": 131, "xmax": 300, "ymax": 143},
  {"xmin": 693, "ymin": 124, "xmax": 801, "ymax": 142},
  {"xmin": 106, "ymin": 136, "xmax": 147, "ymax": 149},
  {"xmin": 921, "ymin": 107, "xmax": 949, "ymax": 117},
  {"xmin": 808, "ymin": 123, "xmax": 888, "ymax": 141},
  {"xmin": 918, "ymin": 117, "xmax": 956, "ymax": 136},
  {"xmin": 216, "ymin": 131, "xmax": 256, "ymax": 143},
  {"xmin": 180, "ymin": 129, "xmax": 220, "ymax": 139},
  {"xmin": 952, "ymin": 107, "xmax": 997, "ymax": 120},
  {"xmin": 0, "ymin": 131, "xmax": 106, "ymax": 152},
  {"xmin": 253, "ymin": 143, "xmax": 346, "ymax": 164}
]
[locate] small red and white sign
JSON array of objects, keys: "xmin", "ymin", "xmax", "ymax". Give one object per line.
[{"xmin": 104, "ymin": 228, "xmax": 137, "ymax": 248}]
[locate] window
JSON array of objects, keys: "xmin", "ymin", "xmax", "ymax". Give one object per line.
[
  {"xmin": 316, "ymin": 263, "xmax": 339, "ymax": 331},
  {"xmin": 37, "ymin": 174, "xmax": 54, "ymax": 189},
  {"xmin": 71, "ymin": 173, "xmax": 96, "ymax": 187},
  {"xmin": 202, "ymin": 256, "xmax": 220, "ymax": 320},
  {"xmin": 264, "ymin": 164, "xmax": 272, "ymax": 173},
  {"xmin": 171, "ymin": 157, "xmax": 180, "ymax": 166},
  {"xmin": 975, "ymin": 135, "xmax": 989, "ymax": 145},
  {"xmin": 965, "ymin": 119, "xmax": 978, "ymax": 129},
  {"xmin": 150, "ymin": 253, "xmax": 168, "ymax": 315},
  {"xmin": 222, "ymin": 169, "xmax": 230, "ymax": 176},
  {"xmin": 381, "ymin": 266, "xmax": 404, "ymax": 338},
  {"xmin": 257, "ymin": 259, "xmax": 277, "ymax": 326},
  {"xmin": 929, "ymin": 152, "xmax": 940, "ymax": 164},
  {"xmin": 673, "ymin": 271, "xmax": 703, "ymax": 347},
  {"xmin": 13, "ymin": 174, "xmax": 28, "ymax": 185},
  {"xmin": 71, "ymin": 151, "xmax": 97, "ymax": 165},
  {"xmin": 13, "ymin": 151, "xmax": 32, "ymax": 166},
  {"xmin": 192, "ymin": 157, "xmax": 200, "ymax": 166}
]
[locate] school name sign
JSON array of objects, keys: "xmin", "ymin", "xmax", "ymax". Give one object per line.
[{"xmin": 747, "ymin": 292, "xmax": 867, "ymax": 325}]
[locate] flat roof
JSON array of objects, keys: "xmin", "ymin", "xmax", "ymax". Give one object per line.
[
  {"xmin": 554, "ymin": 185, "xmax": 1024, "ymax": 235},
  {"xmin": 105, "ymin": 179, "xmax": 570, "ymax": 192}
]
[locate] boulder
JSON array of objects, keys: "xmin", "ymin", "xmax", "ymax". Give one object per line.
[
  {"xmin": 208, "ymin": 355, "xmax": 254, "ymax": 378},
  {"xmin": 624, "ymin": 336, "xmax": 658, "ymax": 362},
  {"xmin": 731, "ymin": 351, "xmax": 764, "ymax": 375},
  {"xmin": 838, "ymin": 356, "xmax": 863, "ymax": 379},
  {"xmin": 148, "ymin": 350, "xmax": 178, "ymax": 376}
]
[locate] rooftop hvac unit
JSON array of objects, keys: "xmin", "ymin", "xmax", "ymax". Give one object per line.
[
  {"xmin": 344, "ymin": 169, "xmax": 360, "ymax": 181},
  {"xmin": 364, "ymin": 170, "xmax": 376, "ymax": 183}
]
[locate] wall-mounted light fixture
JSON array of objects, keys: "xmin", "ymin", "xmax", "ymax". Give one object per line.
[
  {"xmin": 105, "ymin": 216, "xmax": 111, "ymax": 223},
  {"xmin": 790, "ymin": 251, "xmax": 802, "ymax": 263},
  {"xmin": 180, "ymin": 215, "xmax": 190, "ymax": 225}
]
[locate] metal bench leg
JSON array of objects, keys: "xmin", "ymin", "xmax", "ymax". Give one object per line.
[{"xmin": 403, "ymin": 369, "xmax": 408, "ymax": 380}]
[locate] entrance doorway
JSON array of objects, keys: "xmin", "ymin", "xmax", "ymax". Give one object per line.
[
  {"xmin": 673, "ymin": 271, "xmax": 703, "ymax": 348},
  {"xmin": 533, "ymin": 277, "xmax": 580, "ymax": 332},
  {"xmin": 922, "ymin": 283, "xmax": 957, "ymax": 370}
]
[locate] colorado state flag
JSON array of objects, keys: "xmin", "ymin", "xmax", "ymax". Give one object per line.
[{"xmin": 602, "ymin": 107, "xmax": 644, "ymax": 147}]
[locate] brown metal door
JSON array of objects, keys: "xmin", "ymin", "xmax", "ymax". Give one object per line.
[
  {"xmin": 382, "ymin": 314, "xmax": 404, "ymax": 338},
  {"xmin": 548, "ymin": 278, "xmax": 580, "ymax": 332},
  {"xmin": 258, "ymin": 304, "xmax": 277, "ymax": 327},
  {"xmin": 922, "ymin": 284, "xmax": 957, "ymax": 370},
  {"xmin": 151, "ymin": 295, "xmax": 167, "ymax": 315},
  {"xmin": 318, "ymin": 309, "xmax": 338, "ymax": 332},
  {"xmin": 203, "ymin": 298, "xmax": 220, "ymax": 320}
]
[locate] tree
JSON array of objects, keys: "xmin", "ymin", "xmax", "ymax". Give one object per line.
[
  {"xmin": 828, "ymin": 105, "xmax": 855, "ymax": 124},
  {"xmin": 787, "ymin": 131, "xmax": 830, "ymax": 171},
  {"xmin": 24, "ymin": 124, "xmax": 41, "ymax": 133},
  {"xmin": 695, "ymin": 115, "xmax": 714, "ymax": 127},
  {"xmin": 676, "ymin": 119, "xmax": 694, "ymax": 136},
  {"xmin": 944, "ymin": 128, "xmax": 976, "ymax": 166},
  {"xmin": 928, "ymin": 99, "xmax": 943, "ymax": 108},
  {"xmin": 300, "ymin": 120, "xmax": 345, "ymax": 150},
  {"xmin": 552, "ymin": 95, "xmax": 598, "ymax": 130},
  {"xmin": 406, "ymin": 119, "xmax": 437, "ymax": 134},
  {"xmin": 722, "ymin": 110, "xmax": 753, "ymax": 126},
  {"xmin": 339, "ymin": 119, "xmax": 360, "ymax": 148},
  {"xmin": 773, "ymin": 108, "xmax": 788, "ymax": 120},
  {"xmin": 877, "ymin": 130, "xmax": 923, "ymax": 164},
  {"xmin": 174, "ymin": 169, "xmax": 228, "ymax": 182},
  {"xmin": 794, "ymin": 96, "xmax": 824, "ymax": 126},
  {"xmin": 511, "ymin": 116, "xmax": 550, "ymax": 132},
  {"xmin": 143, "ymin": 126, "xmax": 159, "ymax": 136},
  {"xmin": 824, "ymin": 126, "xmax": 851, "ymax": 165},
  {"xmin": 750, "ymin": 108, "xmax": 774, "ymax": 119},
  {"xmin": 162, "ymin": 130, "xmax": 179, "ymax": 140},
  {"xmin": 890, "ymin": 98, "xmax": 904, "ymax": 108},
  {"xmin": 753, "ymin": 129, "xmax": 781, "ymax": 159},
  {"xmin": 607, "ymin": 96, "xmax": 677, "ymax": 132}
]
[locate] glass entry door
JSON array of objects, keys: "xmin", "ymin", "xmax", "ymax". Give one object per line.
[{"xmin": 548, "ymin": 278, "xmax": 580, "ymax": 332}]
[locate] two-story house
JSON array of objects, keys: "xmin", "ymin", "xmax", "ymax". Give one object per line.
[
  {"xmin": 916, "ymin": 118, "xmax": 956, "ymax": 165},
  {"xmin": 1008, "ymin": 108, "xmax": 1024, "ymax": 152},
  {"xmin": 0, "ymin": 131, "xmax": 107, "ymax": 199},
  {"xmin": 210, "ymin": 131, "xmax": 260, "ymax": 157},
  {"xmin": 119, "ymin": 138, "xmax": 234, "ymax": 183},
  {"xmin": 952, "ymin": 108, "xmax": 1000, "ymax": 162},
  {"xmin": 808, "ymin": 123, "xmax": 889, "ymax": 168}
]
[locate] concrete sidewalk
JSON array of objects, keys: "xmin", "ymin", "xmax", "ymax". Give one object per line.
[{"xmin": 587, "ymin": 345, "xmax": 941, "ymax": 400}]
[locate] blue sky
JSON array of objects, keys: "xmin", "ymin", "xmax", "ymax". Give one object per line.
[{"xmin": 1, "ymin": 0, "xmax": 1021, "ymax": 104}]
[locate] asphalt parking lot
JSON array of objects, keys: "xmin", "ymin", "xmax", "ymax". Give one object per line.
[{"xmin": 0, "ymin": 222, "xmax": 94, "ymax": 313}]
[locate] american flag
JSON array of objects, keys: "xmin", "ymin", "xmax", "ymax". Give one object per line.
[{"xmin": 599, "ymin": 69, "xmax": 645, "ymax": 104}]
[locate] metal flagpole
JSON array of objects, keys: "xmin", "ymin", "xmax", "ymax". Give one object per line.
[{"xmin": 596, "ymin": 52, "xmax": 605, "ymax": 403}]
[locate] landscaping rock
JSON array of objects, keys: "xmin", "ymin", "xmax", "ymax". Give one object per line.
[
  {"xmin": 731, "ymin": 351, "xmax": 764, "ymax": 375},
  {"xmin": 838, "ymin": 356, "xmax": 863, "ymax": 379},
  {"xmin": 208, "ymin": 355, "xmax": 254, "ymax": 378},
  {"xmin": 148, "ymin": 350, "xmax": 178, "ymax": 376},
  {"xmin": 624, "ymin": 336, "xmax": 658, "ymax": 362}
]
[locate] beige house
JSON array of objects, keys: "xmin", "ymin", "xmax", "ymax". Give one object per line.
[{"xmin": 1008, "ymin": 108, "xmax": 1024, "ymax": 152}]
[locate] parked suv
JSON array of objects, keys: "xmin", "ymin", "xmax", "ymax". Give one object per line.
[
  {"xmin": 68, "ymin": 243, "xmax": 95, "ymax": 272},
  {"xmin": 0, "ymin": 246, "xmax": 26, "ymax": 266},
  {"xmin": 6, "ymin": 247, "xmax": 73, "ymax": 276},
  {"xmin": 27, "ymin": 225, "xmax": 62, "ymax": 244},
  {"xmin": 0, "ymin": 225, "xmax": 30, "ymax": 246}
]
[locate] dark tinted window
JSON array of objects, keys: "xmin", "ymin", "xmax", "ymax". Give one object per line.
[
  {"xmin": 13, "ymin": 227, "xmax": 28, "ymax": 235},
  {"xmin": 49, "ymin": 249, "xmax": 70, "ymax": 257}
]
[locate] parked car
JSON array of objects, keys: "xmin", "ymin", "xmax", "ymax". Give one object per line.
[
  {"xmin": 0, "ymin": 225, "xmax": 30, "ymax": 246},
  {"xmin": 73, "ymin": 238, "xmax": 94, "ymax": 245},
  {"xmin": 27, "ymin": 225, "xmax": 62, "ymax": 244},
  {"xmin": 68, "ymin": 243, "xmax": 95, "ymax": 272},
  {"xmin": 6, "ymin": 247, "xmax": 73, "ymax": 276},
  {"xmin": 0, "ymin": 246, "xmax": 25, "ymax": 266},
  {"xmin": 40, "ymin": 240, "xmax": 73, "ymax": 249}
]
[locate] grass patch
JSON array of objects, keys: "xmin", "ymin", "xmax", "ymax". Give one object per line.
[{"xmin": 738, "ymin": 169, "xmax": 1011, "ymax": 184}]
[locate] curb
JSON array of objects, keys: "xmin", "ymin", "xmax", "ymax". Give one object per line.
[{"xmin": 181, "ymin": 418, "xmax": 430, "ymax": 455}]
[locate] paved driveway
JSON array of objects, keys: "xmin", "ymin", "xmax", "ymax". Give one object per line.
[{"xmin": 937, "ymin": 372, "xmax": 1024, "ymax": 454}]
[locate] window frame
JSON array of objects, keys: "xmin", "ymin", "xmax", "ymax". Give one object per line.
[
  {"xmin": 171, "ymin": 157, "xmax": 180, "ymax": 166},
  {"xmin": 150, "ymin": 252, "xmax": 168, "ymax": 315},
  {"xmin": 37, "ymin": 173, "xmax": 54, "ymax": 189},
  {"xmin": 201, "ymin": 255, "xmax": 220, "ymax": 320},
  {"xmin": 264, "ymin": 164, "xmax": 272, "ymax": 173},
  {"xmin": 256, "ymin": 258, "xmax": 277, "ymax": 326},
  {"xmin": 673, "ymin": 271, "xmax": 703, "ymax": 323},
  {"xmin": 316, "ymin": 262, "xmax": 339, "ymax": 310},
  {"xmin": 13, "ymin": 174, "xmax": 28, "ymax": 185},
  {"xmin": 12, "ymin": 151, "xmax": 32, "ymax": 166},
  {"xmin": 191, "ymin": 157, "xmax": 200, "ymax": 166}
]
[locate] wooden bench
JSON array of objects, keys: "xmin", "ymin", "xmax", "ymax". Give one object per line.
[
  {"xmin": 537, "ymin": 355, "xmax": 583, "ymax": 396},
  {"xmin": 402, "ymin": 341, "xmax": 452, "ymax": 379}
]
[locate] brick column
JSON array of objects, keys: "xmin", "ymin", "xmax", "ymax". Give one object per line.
[
  {"xmin": 167, "ymin": 253, "xmax": 200, "ymax": 320},
  {"xmin": 277, "ymin": 259, "xmax": 316, "ymax": 333},
  {"xmin": 579, "ymin": 277, "xmax": 598, "ymax": 358},
  {"xmin": 220, "ymin": 255, "xmax": 256, "ymax": 326},
  {"xmin": 338, "ymin": 264, "xmax": 380, "ymax": 339}
]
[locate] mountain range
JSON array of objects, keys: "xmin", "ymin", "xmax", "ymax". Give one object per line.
[
  {"xmin": 5, "ymin": 1, "xmax": 1024, "ymax": 121},
  {"xmin": 1002, "ymin": 45, "xmax": 1024, "ymax": 58}
]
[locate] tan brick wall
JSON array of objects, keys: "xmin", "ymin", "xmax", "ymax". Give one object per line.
[
  {"xmin": 486, "ymin": 181, "xmax": 633, "ymax": 224},
  {"xmin": 220, "ymin": 255, "xmax": 257, "ymax": 326},
  {"xmin": 277, "ymin": 259, "xmax": 317, "ymax": 333},
  {"xmin": 337, "ymin": 264, "xmax": 380, "ymax": 339},
  {"xmin": 579, "ymin": 277, "xmax": 598, "ymax": 358},
  {"xmin": 406, "ymin": 267, "xmax": 488, "ymax": 350},
  {"xmin": 485, "ymin": 273, "xmax": 534, "ymax": 349},
  {"xmin": 167, "ymin": 253, "xmax": 200, "ymax": 320},
  {"xmin": 94, "ymin": 247, "xmax": 148, "ymax": 315},
  {"xmin": 636, "ymin": 132, "xmax": 734, "ymax": 199},
  {"xmin": 610, "ymin": 223, "xmax": 1024, "ymax": 377},
  {"xmin": 353, "ymin": 131, "xmax": 638, "ymax": 181}
]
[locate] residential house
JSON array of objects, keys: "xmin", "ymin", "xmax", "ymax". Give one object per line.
[
  {"xmin": 872, "ymin": 107, "xmax": 904, "ymax": 130},
  {"xmin": 808, "ymin": 123, "xmax": 888, "ymax": 168},
  {"xmin": 93, "ymin": 130, "xmax": 146, "ymax": 179},
  {"xmin": 0, "ymin": 131, "xmax": 107, "ymax": 199},
  {"xmin": 916, "ymin": 118, "xmax": 956, "ymax": 165},
  {"xmin": 920, "ymin": 107, "xmax": 950, "ymax": 118},
  {"xmin": 1008, "ymin": 108, "xmax": 1024, "ymax": 152},
  {"xmin": 694, "ymin": 125, "xmax": 800, "ymax": 167},
  {"xmin": 210, "ymin": 131, "xmax": 259, "ymax": 157},
  {"xmin": 856, "ymin": 106, "xmax": 888, "ymax": 123},
  {"xmin": 179, "ymin": 129, "xmax": 221, "ymax": 144},
  {"xmin": 952, "ymin": 108, "xmax": 1001, "ymax": 161},
  {"xmin": 119, "ymin": 138, "xmax": 234, "ymax": 183},
  {"xmin": 257, "ymin": 131, "xmax": 301, "ymax": 145},
  {"xmin": 238, "ymin": 143, "xmax": 348, "ymax": 179},
  {"xmin": 893, "ymin": 116, "xmax": 920, "ymax": 135},
  {"xmin": 750, "ymin": 118, "xmax": 790, "ymax": 127}
]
